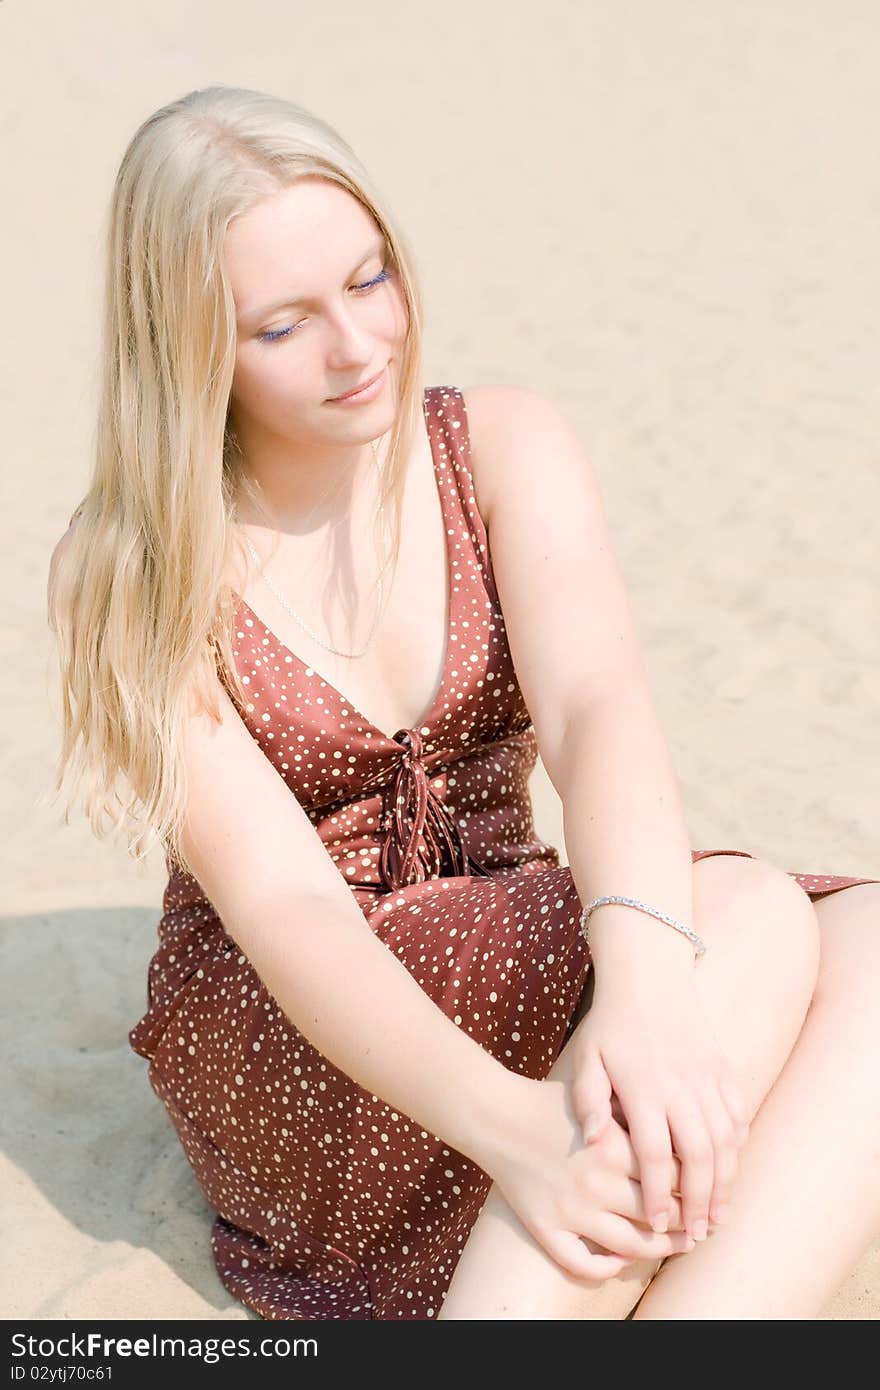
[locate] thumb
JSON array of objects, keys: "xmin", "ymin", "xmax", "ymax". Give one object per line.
[{"xmin": 572, "ymin": 1049, "xmax": 613, "ymax": 1144}]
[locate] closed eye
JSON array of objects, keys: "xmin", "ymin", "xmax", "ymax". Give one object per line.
[{"xmin": 257, "ymin": 266, "xmax": 392, "ymax": 345}]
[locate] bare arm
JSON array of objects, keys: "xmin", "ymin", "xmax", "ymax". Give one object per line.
[
  {"xmin": 178, "ymin": 674, "xmax": 535, "ymax": 1176},
  {"xmin": 464, "ymin": 386, "xmax": 750, "ymax": 1238},
  {"xmin": 552, "ymin": 692, "xmax": 696, "ymax": 983},
  {"xmin": 235, "ymin": 888, "xmax": 532, "ymax": 1170},
  {"xmin": 464, "ymin": 385, "xmax": 696, "ymax": 983}
]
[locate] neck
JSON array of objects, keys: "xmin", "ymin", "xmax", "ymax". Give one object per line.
[{"xmin": 230, "ymin": 418, "xmax": 383, "ymax": 534}]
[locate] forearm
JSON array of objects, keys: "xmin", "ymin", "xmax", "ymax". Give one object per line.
[
  {"xmin": 555, "ymin": 688, "xmax": 698, "ymax": 986},
  {"xmin": 235, "ymin": 892, "xmax": 534, "ymax": 1174}
]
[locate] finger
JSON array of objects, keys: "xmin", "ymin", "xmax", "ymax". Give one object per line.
[
  {"xmin": 623, "ymin": 1103, "xmax": 676, "ymax": 1234},
  {"xmin": 586, "ymin": 1212, "xmax": 696, "ymax": 1262},
  {"xmin": 610, "ymin": 1093, "xmax": 628, "ymax": 1129},
  {"xmin": 667, "ymin": 1099, "xmax": 715, "ymax": 1240},
  {"xmin": 701, "ymin": 1089, "xmax": 740, "ymax": 1224},
  {"xmin": 540, "ymin": 1228, "xmax": 633, "ymax": 1283},
  {"xmin": 572, "ymin": 1050, "xmax": 613, "ymax": 1144},
  {"xmin": 613, "ymin": 1124, "xmax": 684, "ymax": 1198},
  {"xmin": 602, "ymin": 1174, "xmax": 686, "ymax": 1231},
  {"xmin": 597, "ymin": 1118, "xmax": 647, "ymax": 1181},
  {"xmin": 618, "ymin": 1132, "xmax": 682, "ymax": 1188}
]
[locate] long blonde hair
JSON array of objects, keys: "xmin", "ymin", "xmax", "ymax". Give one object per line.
[{"xmin": 47, "ymin": 85, "xmax": 425, "ymax": 880}]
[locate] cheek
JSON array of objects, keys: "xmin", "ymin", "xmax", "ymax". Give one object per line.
[
  {"xmin": 231, "ymin": 345, "xmax": 257, "ymax": 393},
  {"xmin": 232, "ymin": 347, "xmax": 298, "ymax": 405},
  {"xmin": 389, "ymin": 285, "xmax": 410, "ymax": 342}
]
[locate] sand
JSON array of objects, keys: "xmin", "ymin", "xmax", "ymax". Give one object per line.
[{"xmin": 2, "ymin": 0, "xmax": 877, "ymax": 1318}]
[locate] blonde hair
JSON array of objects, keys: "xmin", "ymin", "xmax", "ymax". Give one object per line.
[{"xmin": 47, "ymin": 84, "xmax": 425, "ymax": 880}]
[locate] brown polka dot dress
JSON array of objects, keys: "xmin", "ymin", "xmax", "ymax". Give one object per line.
[{"xmin": 128, "ymin": 384, "xmax": 878, "ymax": 1320}]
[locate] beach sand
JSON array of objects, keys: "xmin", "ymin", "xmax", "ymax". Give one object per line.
[{"xmin": 3, "ymin": 0, "xmax": 877, "ymax": 1318}]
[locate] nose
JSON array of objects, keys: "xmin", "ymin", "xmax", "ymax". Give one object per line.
[{"xmin": 324, "ymin": 300, "xmax": 375, "ymax": 365}]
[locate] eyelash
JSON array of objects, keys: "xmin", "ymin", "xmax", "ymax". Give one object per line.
[{"xmin": 257, "ymin": 266, "xmax": 392, "ymax": 345}]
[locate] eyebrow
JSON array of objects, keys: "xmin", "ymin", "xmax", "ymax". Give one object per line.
[{"xmin": 238, "ymin": 238, "xmax": 387, "ymax": 326}]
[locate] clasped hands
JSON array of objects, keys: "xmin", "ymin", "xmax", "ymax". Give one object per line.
[{"xmin": 488, "ymin": 974, "xmax": 750, "ymax": 1283}]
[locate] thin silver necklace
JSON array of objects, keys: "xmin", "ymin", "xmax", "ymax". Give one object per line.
[{"xmin": 241, "ymin": 438, "xmax": 386, "ymax": 660}]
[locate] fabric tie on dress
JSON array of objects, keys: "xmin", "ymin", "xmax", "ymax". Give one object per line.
[{"xmin": 378, "ymin": 729, "xmax": 492, "ymax": 891}]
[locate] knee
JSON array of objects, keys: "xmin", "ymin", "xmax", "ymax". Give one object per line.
[{"xmin": 694, "ymin": 854, "xmax": 820, "ymax": 1000}]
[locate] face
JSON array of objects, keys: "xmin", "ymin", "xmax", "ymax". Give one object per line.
[{"xmin": 223, "ymin": 177, "xmax": 409, "ymax": 450}]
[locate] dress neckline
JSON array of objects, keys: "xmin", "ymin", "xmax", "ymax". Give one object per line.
[{"xmin": 231, "ymin": 386, "xmax": 462, "ymax": 750}]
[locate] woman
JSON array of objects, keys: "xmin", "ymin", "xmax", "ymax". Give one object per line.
[{"xmin": 48, "ymin": 85, "xmax": 879, "ymax": 1320}]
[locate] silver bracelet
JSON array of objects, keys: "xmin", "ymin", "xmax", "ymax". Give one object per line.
[{"xmin": 579, "ymin": 894, "xmax": 707, "ymax": 960}]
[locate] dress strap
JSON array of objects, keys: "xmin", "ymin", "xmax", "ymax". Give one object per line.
[{"xmin": 426, "ymin": 385, "xmax": 500, "ymax": 609}]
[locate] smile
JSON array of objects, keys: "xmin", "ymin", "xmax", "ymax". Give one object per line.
[{"xmin": 327, "ymin": 367, "xmax": 386, "ymax": 404}]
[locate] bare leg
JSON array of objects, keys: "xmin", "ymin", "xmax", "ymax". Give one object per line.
[
  {"xmin": 438, "ymin": 855, "xmax": 821, "ymax": 1318},
  {"xmin": 633, "ymin": 881, "xmax": 880, "ymax": 1318}
]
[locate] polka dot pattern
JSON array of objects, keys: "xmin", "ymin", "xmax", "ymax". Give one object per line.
[{"xmin": 129, "ymin": 385, "xmax": 877, "ymax": 1319}]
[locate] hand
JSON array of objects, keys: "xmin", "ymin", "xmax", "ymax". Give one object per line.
[
  {"xmin": 483, "ymin": 1075, "xmax": 696, "ymax": 1282},
  {"xmin": 568, "ymin": 977, "xmax": 750, "ymax": 1238}
]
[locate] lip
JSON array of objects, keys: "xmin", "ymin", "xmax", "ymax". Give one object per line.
[{"xmin": 327, "ymin": 367, "xmax": 386, "ymax": 403}]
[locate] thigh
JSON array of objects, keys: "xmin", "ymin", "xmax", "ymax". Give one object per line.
[
  {"xmin": 809, "ymin": 882, "xmax": 880, "ymax": 1100},
  {"xmin": 812, "ymin": 881, "xmax": 880, "ymax": 1005}
]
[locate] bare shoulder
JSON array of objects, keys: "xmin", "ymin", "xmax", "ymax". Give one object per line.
[
  {"xmin": 459, "ymin": 385, "xmax": 568, "ymax": 529},
  {"xmin": 453, "ymin": 383, "xmax": 642, "ymax": 784}
]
